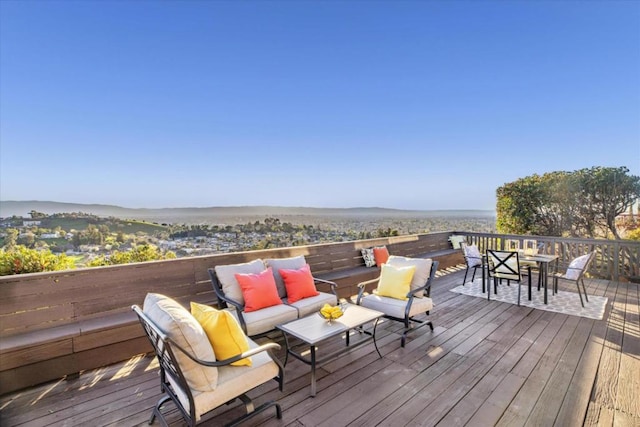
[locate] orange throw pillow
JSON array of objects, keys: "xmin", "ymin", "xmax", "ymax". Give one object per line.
[
  {"xmin": 279, "ymin": 264, "xmax": 319, "ymax": 304},
  {"xmin": 373, "ymin": 246, "xmax": 390, "ymax": 267},
  {"xmin": 234, "ymin": 267, "xmax": 282, "ymax": 312}
]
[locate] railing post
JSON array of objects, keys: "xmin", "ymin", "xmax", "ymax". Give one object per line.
[{"xmin": 613, "ymin": 240, "xmax": 619, "ymax": 282}]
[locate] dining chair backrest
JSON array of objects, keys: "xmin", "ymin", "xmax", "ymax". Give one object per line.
[
  {"xmin": 564, "ymin": 251, "xmax": 596, "ymax": 280},
  {"xmin": 487, "ymin": 250, "xmax": 521, "ymax": 281}
]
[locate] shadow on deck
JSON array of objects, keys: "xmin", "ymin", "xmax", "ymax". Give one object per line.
[{"xmin": 1, "ymin": 267, "xmax": 638, "ymax": 426}]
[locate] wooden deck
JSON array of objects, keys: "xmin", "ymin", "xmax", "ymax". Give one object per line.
[{"xmin": 1, "ymin": 267, "xmax": 638, "ymax": 426}]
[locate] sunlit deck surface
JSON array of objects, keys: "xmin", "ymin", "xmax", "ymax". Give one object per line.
[{"xmin": 1, "ymin": 267, "xmax": 638, "ymax": 427}]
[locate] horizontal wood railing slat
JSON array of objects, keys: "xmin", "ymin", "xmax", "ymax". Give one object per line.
[{"xmin": 0, "ymin": 232, "xmax": 458, "ymax": 390}]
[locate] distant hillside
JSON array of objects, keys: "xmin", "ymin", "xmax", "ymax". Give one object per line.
[{"xmin": 0, "ymin": 200, "xmax": 495, "ymax": 224}]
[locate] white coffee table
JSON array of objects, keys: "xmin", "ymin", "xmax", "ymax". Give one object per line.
[{"xmin": 275, "ymin": 303, "xmax": 383, "ymax": 397}]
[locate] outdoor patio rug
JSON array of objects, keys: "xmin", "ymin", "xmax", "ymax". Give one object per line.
[{"xmin": 449, "ymin": 278, "xmax": 608, "ymax": 320}]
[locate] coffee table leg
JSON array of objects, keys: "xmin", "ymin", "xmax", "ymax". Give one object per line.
[
  {"xmin": 310, "ymin": 345, "xmax": 317, "ymax": 397},
  {"xmin": 281, "ymin": 331, "xmax": 290, "ymax": 366}
]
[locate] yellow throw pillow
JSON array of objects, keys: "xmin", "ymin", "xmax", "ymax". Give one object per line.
[
  {"xmin": 190, "ymin": 302, "xmax": 251, "ymax": 366},
  {"xmin": 375, "ymin": 264, "xmax": 416, "ymax": 300}
]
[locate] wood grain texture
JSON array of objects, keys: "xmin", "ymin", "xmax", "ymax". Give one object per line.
[{"xmin": 0, "ymin": 270, "xmax": 637, "ymax": 427}]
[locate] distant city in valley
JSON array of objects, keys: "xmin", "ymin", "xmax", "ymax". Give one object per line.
[{"xmin": 0, "ymin": 201, "xmax": 496, "ymax": 266}]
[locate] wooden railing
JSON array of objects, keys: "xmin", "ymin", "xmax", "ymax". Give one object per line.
[
  {"xmin": 455, "ymin": 232, "xmax": 640, "ymax": 282},
  {"xmin": 0, "ymin": 231, "xmax": 462, "ymax": 394},
  {"xmin": 1, "ymin": 229, "xmax": 636, "ymax": 394}
]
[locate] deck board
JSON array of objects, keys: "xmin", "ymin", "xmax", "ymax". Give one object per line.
[{"xmin": 1, "ymin": 267, "xmax": 638, "ymax": 427}]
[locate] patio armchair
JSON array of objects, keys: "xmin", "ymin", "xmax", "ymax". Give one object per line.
[
  {"xmin": 356, "ymin": 256, "xmax": 439, "ymax": 347},
  {"xmin": 552, "ymin": 251, "xmax": 595, "ymax": 307},
  {"xmin": 132, "ymin": 294, "xmax": 284, "ymax": 427}
]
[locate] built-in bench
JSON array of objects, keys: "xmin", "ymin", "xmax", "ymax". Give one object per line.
[
  {"xmin": 0, "ymin": 231, "xmax": 464, "ymax": 395},
  {"xmin": 0, "ymin": 259, "xmax": 216, "ymax": 395},
  {"xmin": 312, "ymin": 232, "xmax": 463, "ymax": 298}
]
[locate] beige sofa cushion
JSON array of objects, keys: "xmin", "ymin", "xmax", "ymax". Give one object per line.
[
  {"xmin": 230, "ymin": 304, "xmax": 298, "ymax": 336},
  {"xmin": 214, "ymin": 259, "xmax": 266, "ymax": 305},
  {"xmin": 143, "ymin": 293, "xmax": 218, "ymax": 392},
  {"xmin": 285, "ymin": 292, "xmax": 338, "ymax": 318},
  {"xmin": 265, "ymin": 255, "xmax": 306, "ymax": 298}
]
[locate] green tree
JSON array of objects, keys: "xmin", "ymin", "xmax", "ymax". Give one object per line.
[
  {"xmin": 496, "ymin": 166, "xmax": 640, "ymax": 238},
  {"xmin": 496, "ymin": 174, "xmax": 546, "ymax": 235},
  {"xmin": 88, "ymin": 244, "xmax": 176, "ymax": 267},
  {"xmin": 627, "ymin": 227, "xmax": 640, "ymax": 241},
  {"xmin": 574, "ymin": 166, "xmax": 640, "ymax": 239},
  {"xmin": 3, "ymin": 229, "xmax": 19, "ymax": 249},
  {"xmin": 0, "ymin": 246, "xmax": 75, "ymax": 275},
  {"xmin": 28, "ymin": 210, "xmax": 47, "ymax": 219},
  {"xmin": 17, "ymin": 233, "xmax": 36, "ymax": 248}
]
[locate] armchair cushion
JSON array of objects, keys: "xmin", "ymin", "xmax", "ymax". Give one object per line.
[
  {"xmin": 373, "ymin": 246, "xmax": 390, "ymax": 267},
  {"xmin": 143, "ymin": 293, "xmax": 218, "ymax": 392},
  {"xmin": 215, "ymin": 259, "xmax": 266, "ymax": 305},
  {"xmin": 387, "ymin": 256, "xmax": 432, "ymax": 297},
  {"xmin": 235, "ymin": 267, "xmax": 283, "ymax": 312},
  {"xmin": 178, "ymin": 339, "xmax": 281, "ymax": 422},
  {"xmin": 360, "ymin": 294, "xmax": 434, "ymax": 319},
  {"xmin": 190, "ymin": 302, "xmax": 251, "ymax": 367},
  {"xmin": 285, "ymin": 292, "xmax": 338, "ymax": 317},
  {"xmin": 375, "ymin": 264, "xmax": 416, "ymax": 300},
  {"xmin": 265, "ymin": 255, "xmax": 307, "ymax": 298},
  {"xmin": 279, "ymin": 263, "xmax": 319, "ymax": 303}
]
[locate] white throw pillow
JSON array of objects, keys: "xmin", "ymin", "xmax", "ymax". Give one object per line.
[
  {"xmin": 463, "ymin": 244, "xmax": 482, "ymax": 267},
  {"xmin": 143, "ymin": 293, "xmax": 218, "ymax": 392},
  {"xmin": 565, "ymin": 253, "xmax": 591, "ymax": 280},
  {"xmin": 449, "ymin": 235, "xmax": 466, "ymax": 249}
]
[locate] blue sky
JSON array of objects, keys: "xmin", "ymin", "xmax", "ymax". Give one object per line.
[{"xmin": 1, "ymin": 1, "xmax": 639, "ymax": 211}]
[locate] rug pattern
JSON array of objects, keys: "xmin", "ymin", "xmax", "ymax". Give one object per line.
[{"xmin": 449, "ymin": 278, "xmax": 608, "ymax": 320}]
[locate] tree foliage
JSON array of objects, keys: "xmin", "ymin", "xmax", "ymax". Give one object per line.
[
  {"xmin": 87, "ymin": 244, "xmax": 176, "ymax": 267},
  {"xmin": 0, "ymin": 246, "xmax": 76, "ymax": 276},
  {"xmin": 496, "ymin": 166, "xmax": 640, "ymax": 238}
]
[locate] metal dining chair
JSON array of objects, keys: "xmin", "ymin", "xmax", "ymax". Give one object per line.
[
  {"xmin": 461, "ymin": 243, "xmax": 484, "ymax": 285},
  {"xmin": 486, "ymin": 250, "xmax": 524, "ymax": 306}
]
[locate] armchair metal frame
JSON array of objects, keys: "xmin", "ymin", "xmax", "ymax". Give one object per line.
[
  {"xmin": 132, "ymin": 305, "xmax": 284, "ymax": 427},
  {"xmin": 486, "ymin": 250, "xmax": 524, "ymax": 306},
  {"xmin": 461, "ymin": 243, "xmax": 484, "ymax": 285},
  {"xmin": 356, "ymin": 260, "xmax": 439, "ymax": 347}
]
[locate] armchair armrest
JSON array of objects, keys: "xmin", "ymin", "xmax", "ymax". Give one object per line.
[
  {"xmin": 406, "ymin": 260, "xmax": 439, "ymax": 299},
  {"xmin": 207, "ymin": 267, "xmax": 245, "ymax": 311},
  {"xmin": 356, "ymin": 277, "xmax": 380, "ymax": 305},
  {"xmin": 217, "ymin": 294, "xmax": 245, "ymax": 312},
  {"xmin": 171, "ymin": 340, "xmax": 282, "ymax": 367},
  {"xmin": 357, "ymin": 277, "xmax": 380, "ymax": 288},
  {"xmin": 313, "ymin": 277, "xmax": 338, "ymax": 296}
]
